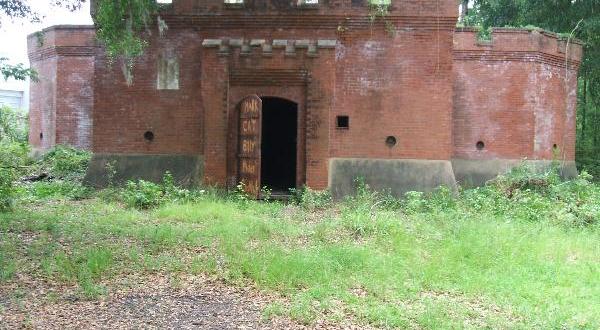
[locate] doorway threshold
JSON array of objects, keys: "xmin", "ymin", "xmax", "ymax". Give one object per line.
[{"xmin": 260, "ymin": 190, "xmax": 291, "ymax": 201}]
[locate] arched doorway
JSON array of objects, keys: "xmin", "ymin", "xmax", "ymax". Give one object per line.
[{"xmin": 236, "ymin": 95, "xmax": 298, "ymax": 198}]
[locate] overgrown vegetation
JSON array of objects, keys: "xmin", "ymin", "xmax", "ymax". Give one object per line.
[
  {"xmin": 1, "ymin": 147, "xmax": 599, "ymax": 327},
  {"xmin": 94, "ymin": 0, "xmax": 161, "ymax": 85},
  {"xmin": 1, "ymin": 1, "xmax": 599, "ymax": 327},
  {"xmin": 0, "ymin": 105, "xmax": 27, "ymax": 143},
  {"xmin": 0, "ymin": 141, "xmax": 28, "ymax": 211},
  {"xmin": 120, "ymin": 172, "xmax": 200, "ymax": 209},
  {"xmin": 38, "ymin": 145, "xmax": 91, "ymax": 180},
  {"xmin": 0, "ymin": 106, "xmax": 30, "ymax": 210},
  {"xmin": 0, "ymin": 107, "xmax": 93, "ymax": 207}
]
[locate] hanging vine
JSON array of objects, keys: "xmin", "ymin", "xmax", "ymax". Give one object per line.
[
  {"xmin": 94, "ymin": 0, "xmax": 163, "ymax": 85},
  {"xmin": 367, "ymin": 1, "xmax": 395, "ymax": 36}
]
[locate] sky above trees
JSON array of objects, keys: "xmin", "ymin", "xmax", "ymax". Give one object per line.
[{"xmin": 0, "ymin": 2, "xmax": 92, "ymax": 90}]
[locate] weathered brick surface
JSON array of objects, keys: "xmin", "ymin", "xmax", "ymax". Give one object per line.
[
  {"xmin": 28, "ymin": 56, "xmax": 57, "ymax": 150},
  {"xmin": 331, "ymin": 30, "xmax": 454, "ymax": 162},
  {"xmin": 28, "ymin": 26, "xmax": 96, "ymax": 150},
  {"xmin": 28, "ymin": 1, "xmax": 582, "ymax": 190},
  {"xmin": 453, "ymin": 28, "xmax": 581, "ymax": 161},
  {"xmin": 92, "ymin": 29, "xmax": 204, "ymax": 155}
]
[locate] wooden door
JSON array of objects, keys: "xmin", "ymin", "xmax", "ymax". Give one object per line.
[{"xmin": 238, "ymin": 95, "xmax": 262, "ymax": 198}]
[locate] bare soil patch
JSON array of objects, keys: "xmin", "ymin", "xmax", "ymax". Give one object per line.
[{"xmin": 0, "ymin": 274, "xmax": 308, "ymax": 329}]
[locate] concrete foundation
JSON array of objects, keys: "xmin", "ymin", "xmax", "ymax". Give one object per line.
[
  {"xmin": 451, "ymin": 159, "xmax": 578, "ymax": 187},
  {"xmin": 81, "ymin": 155, "xmax": 581, "ymax": 195},
  {"xmin": 328, "ymin": 158, "xmax": 578, "ymax": 199},
  {"xmin": 84, "ymin": 154, "xmax": 203, "ymax": 188},
  {"xmin": 328, "ymin": 158, "xmax": 458, "ymax": 199}
]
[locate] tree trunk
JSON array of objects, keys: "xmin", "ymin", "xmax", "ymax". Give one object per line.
[
  {"xmin": 460, "ymin": 0, "xmax": 469, "ymax": 22},
  {"xmin": 581, "ymin": 77, "xmax": 587, "ymax": 143},
  {"xmin": 594, "ymin": 88, "xmax": 599, "ymax": 148}
]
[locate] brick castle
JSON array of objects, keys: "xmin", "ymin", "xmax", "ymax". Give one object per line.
[{"xmin": 27, "ymin": 0, "xmax": 582, "ymax": 198}]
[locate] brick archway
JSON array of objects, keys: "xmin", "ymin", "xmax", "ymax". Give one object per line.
[{"xmin": 226, "ymin": 90, "xmax": 307, "ymax": 193}]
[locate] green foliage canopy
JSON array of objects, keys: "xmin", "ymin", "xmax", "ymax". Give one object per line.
[
  {"xmin": 94, "ymin": 0, "xmax": 160, "ymax": 85},
  {"xmin": 466, "ymin": 0, "xmax": 599, "ymax": 79}
]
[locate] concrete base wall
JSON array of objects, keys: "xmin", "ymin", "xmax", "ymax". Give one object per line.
[
  {"xmin": 84, "ymin": 154, "xmax": 203, "ymax": 188},
  {"xmin": 83, "ymin": 154, "xmax": 578, "ymax": 196},
  {"xmin": 328, "ymin": 158, "xmax": 458, "ymax": 199},
  {"xmin": 452, "ymin": 159, "xmax": 578, "ymax": 187}
]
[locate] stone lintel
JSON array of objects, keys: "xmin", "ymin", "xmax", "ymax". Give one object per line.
[
  {"xmin": 317, "ymin": 39, "xmax": 337, "ymax": 48},
  {"xmin": 202, "ymin": 39, "xmax": 222, "ymax": 47}
]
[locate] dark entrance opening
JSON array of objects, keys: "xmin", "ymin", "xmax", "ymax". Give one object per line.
[{"xmin": 260, "ymin": 97, "xmax": 297, "ymax": 193}]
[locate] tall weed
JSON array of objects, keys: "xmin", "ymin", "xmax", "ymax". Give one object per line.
[
  {"xmin": 289, "ymin": 186, "xmax": 332, "ymax": 210},
  {"xmin": 121, "ymin": 171, "xmax": 206, "ymax": 209},
  {"xmin": 0, "ymin": 141, "xmax": 29, "ymax": 211}
]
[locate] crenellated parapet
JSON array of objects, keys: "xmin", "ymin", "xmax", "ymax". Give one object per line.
[
  {"xmin": 453, "ymin": 27, "xmax": 582, "ymax": 70},
  {"xmin": 201, "ymin": 38, "xmax": 337, "ymax": 56}
]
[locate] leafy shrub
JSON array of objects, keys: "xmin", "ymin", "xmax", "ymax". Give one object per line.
[
  {"xmin": 458, "ymin": 164, "xmax": 600, "ymax": 227},
  {"xmin": 488, "ymin": 163, "xmax": 561, "ymax": 197},
  {"xmin": 120, "ymin": 171, "xmax": 202, "ymax": 209},
  {"xmin": 402, "ymin": 186, "xmax": 456, "ymax": 214},
  {"xmin": 0, "ymin": 105, "xmax": 28, "ymax": 143},
  {"xmin": 548, "ymin": 171, "xmax": 600, "ymax": 227},
  {"xmin": 4, "ymin": 145, "xmax": 94, "ymax": 204},
  {"xmin": 289, "ymin": 185, "xmax": 332, "ymax": 210},
  {"xmin": 260, "ymin": 186, "xmax": 272, "ymax": 201},
  {"xmin": 39, "ymin": 145, "xmax": 91, "ymax": 181},
  {"xmin": 403, "ymin": 191, "xmax": 427, "ymax": 214},
  {"xmin": 0, "ymin": 141, "xmax": 29, "ymax": 211},
  {"xmin": 576, "ymin": 157, "xmax": 600, "ymax": 183},
  {"xmin": 231, "ymin": 181, "xmax": 250, "ymax": 203},
  {"xmin": 161, "ymin": 171, "xmax": 200, "ymax": 202},
  {"xmin": 122, "ymin": 179, "xmax": 164, "ymax": 209},
  {"xmin": 383, "ymin": 163, "xmax": 600, "ymax": 228}
]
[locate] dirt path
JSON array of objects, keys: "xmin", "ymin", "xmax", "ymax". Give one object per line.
[{"xmin": 0, "ymin": 274, "xmax": 313, "ymax": 329}]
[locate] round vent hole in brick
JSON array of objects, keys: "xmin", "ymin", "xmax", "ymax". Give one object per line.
[
  {"xmin": 476, "ymin": 141, "xmax": 485, "ymax": 150},
  {"xmin": 144, "ymin": 131, "xmax": 154, "ymax": 142},
  {"xmin": 385, "ymin": 136, "xmax": 397, "ymax": 148}
]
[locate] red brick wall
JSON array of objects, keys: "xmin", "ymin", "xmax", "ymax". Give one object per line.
[
  {"xmin": 453, "ymin": 28, "xmax": 581, "ymax": 161},
  {"xmin": 28, "ymin": 26, "xmax": 96, "ymax": 150},
  {"xmin": 92, "ymin": 30, "xmax": 204, "ymax": 155},
  {"xmin": 29, "ymin": 2, "xmax": 583, "ymax": 190},
  {"xmin": 90, "ymin": 0, "xmax": 458, "ymax": 189},
  {"xmin": 331, "ymin": 29, "xmax": 455, "ymax": 161},
  {"xmin": 55, "ymin": 56, "xmax": 94, "ymax": 149},
  {"xmin": 188, "ymin": 0, "xmax": 459, "ymax": 188},
  {"xmin": 28, "ymin": 56, "xmax": 57, "ymax": 150}
]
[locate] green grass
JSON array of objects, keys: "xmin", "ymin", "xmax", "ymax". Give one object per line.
[{"xmin": 1, "ymin": 180, "xmax": 599, "ymax": 328}]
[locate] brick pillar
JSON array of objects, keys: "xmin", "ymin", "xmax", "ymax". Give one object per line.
[
  {"xmin": 27, "ymin": 25, "xmax": 97, "ymax": 151},
  {"xmin": 201, "ymin": 51, "xmax": 229, "ymax": 185}
]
